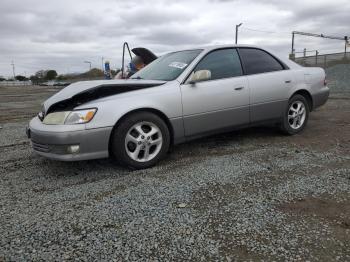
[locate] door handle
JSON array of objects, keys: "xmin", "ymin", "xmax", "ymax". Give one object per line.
[
  {"xmin": 234, "ymin": 86, "xmax": 244, "ymax": 91},
  {"xmin": 285, "ymin": 80, "xmax": 292, "ymax": 83}
]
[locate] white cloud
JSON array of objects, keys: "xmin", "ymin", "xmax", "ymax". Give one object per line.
[{"xmin": 0, "ymin": 0, "xmax": 349, "ymax": 77}]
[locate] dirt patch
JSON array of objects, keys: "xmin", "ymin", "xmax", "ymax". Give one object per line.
[
  {"xmin": 92, "ymin": 185, "xmax": 126, "ymax": 202},
  {"xmin": 279, "ymin": 196, "xmax": 350, "ymax": 229}
]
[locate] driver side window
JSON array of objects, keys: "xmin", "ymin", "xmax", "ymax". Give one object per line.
[{"xmin": 193, "ymin": 48, "xmax": 243, "ymax": 81}]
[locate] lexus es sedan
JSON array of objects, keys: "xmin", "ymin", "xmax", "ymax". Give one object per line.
[{"xmin": 26, "ymin": 45, "xmax": 329, "ymax": 169}]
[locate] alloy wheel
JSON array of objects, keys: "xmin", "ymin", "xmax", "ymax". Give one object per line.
[
  {"xmin": 124, "ymin": 121, "xmax": 163, "ymax": 162},
  {"xmin": 288, "ymin": 101, "xmax": 306, "ymax": 130}
]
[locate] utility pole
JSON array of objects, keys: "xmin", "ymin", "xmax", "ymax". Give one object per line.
[
  {"xmin": 235, "ymin": 23, "xmax": 243, "ymax": 44},
  {"xmin": 11, "ymin": 61, "xmax": 16, "ymax": 79},
  {"xmin": 84, "ymin": 61, "xmax": 92, "ymax": 71},
  {"xmin": 345, "ymin": 36, "xmax": 348, "ymax": 53}
]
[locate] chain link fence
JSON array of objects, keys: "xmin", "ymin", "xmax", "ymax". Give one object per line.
[
  {"xmin": 295, "ymin": 52, "xmax": 350, "ymax": 94},
  {"xmin": 0, "ymin": 81, "xmax": 33, "ymax": 86}
]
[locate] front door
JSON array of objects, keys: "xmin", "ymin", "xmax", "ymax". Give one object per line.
[{"xmin": 180, "ymin": 48, "xmax": 250, "ymax": 137}]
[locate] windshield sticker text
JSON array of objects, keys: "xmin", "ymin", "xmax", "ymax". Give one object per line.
[{"xmin": 168, "ymin": 62, "xmax": 188, "ymax": 69}]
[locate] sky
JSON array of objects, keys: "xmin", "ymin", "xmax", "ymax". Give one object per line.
[{"xmin": 0, "ymin": 0, "xmax": 349, "ymax": 77}]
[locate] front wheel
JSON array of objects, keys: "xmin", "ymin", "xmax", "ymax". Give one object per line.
[
  {"xmin": 280, "ymin": 94, "xmax": 309, "ymax": 135},
  {"xmin": 110, "ymin": 112, "xmax": 170, "ymax": 169}
]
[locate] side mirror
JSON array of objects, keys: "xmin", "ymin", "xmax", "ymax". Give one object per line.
[{"xmin": 188, "ymin": 70, "xmax": 211, "ymax": 84}]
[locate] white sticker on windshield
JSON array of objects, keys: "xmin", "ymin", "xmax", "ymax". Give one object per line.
[{"xmin": 168, "ymin": 62, "xmax": 187, "ymax": 69}]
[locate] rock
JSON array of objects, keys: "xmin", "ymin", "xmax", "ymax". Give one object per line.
[{"xmin": 177, "ymin": 203, "xmax": 187, "ymax": 208}]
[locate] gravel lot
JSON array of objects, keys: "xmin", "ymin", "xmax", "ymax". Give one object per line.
[{"xmin": 0, "ymin": 85, "xmax": 349, "ymax": 261}]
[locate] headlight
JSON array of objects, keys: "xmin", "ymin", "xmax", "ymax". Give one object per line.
[
  {"xmin": 43, "ymin": 111, "xmax": 70, "ymax": 125},
  {"xmin": 65, "ymin": 109, "xmax": 97, "ymax": 124},
  {"xmin": 42, "ymin": 109, "xmax": 97, "ymax": 125}
]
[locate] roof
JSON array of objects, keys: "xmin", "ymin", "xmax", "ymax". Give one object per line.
[{"xmin": 199, "ymin": 44, "xmax": 260, "ymax": 51}]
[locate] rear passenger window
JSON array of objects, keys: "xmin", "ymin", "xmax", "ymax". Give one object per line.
[
  {"xmin": 194, "ymin": 48, "xmax": 243, "ymax": 81},
  {"xmin": 239, "ymin": 48, "xmax": 284, "ymax": 75}
]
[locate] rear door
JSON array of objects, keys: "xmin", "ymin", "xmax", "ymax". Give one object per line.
[
  {"xmin": 181, "ymin": 48, "xmax": 249, "ymax": 136},
  {"xmin": 238, "ymin": 48, "xmax": 294, "ymax": 123}
]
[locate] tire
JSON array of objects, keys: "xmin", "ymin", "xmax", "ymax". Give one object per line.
[
  {"xmin": 110, "ymin": 112, "xmax": 170, "ymax": 169},
  {"xmin": 280, "ymin": 94, "xmax": 310, "ymax": 135}
]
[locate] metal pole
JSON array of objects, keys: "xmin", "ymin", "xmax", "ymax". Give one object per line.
[
  {"xmin": 101, "ymin": 57, "xmax": 104, "ymax": 72},
  {"xmin": 11, "ymin": 61, "xmax": 15, "ymax": 79},
  {"xmin": 291, "ymin": 32, "xmax": 295, "ymax": 54},
  {"xmin": 235, "ymin": 23, "xmax": 242, "ymax": 44},
  {"xmin": 315, "ymin": 50, "xmax": 318, "ymax": 65},
  {"xmin": 303, "ymin": 48, "xmax": 306, "ymax": 57},
  {"xmin": 235, "ymin": 25, "xmax": 238, "ymax": 44},
  {"xmin": 345, "ymin": 38, "xmax": 348, "ymax": 54},
  {"xmin": 84, "ymin": 61, "xmax": 92, "ymax": 71}
]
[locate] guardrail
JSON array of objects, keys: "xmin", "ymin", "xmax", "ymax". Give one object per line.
[{"xmin": 295, "ymin": 52, "xmax": 350, "ymax": 69}]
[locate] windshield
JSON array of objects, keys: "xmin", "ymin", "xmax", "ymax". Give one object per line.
[{"xmin": 132, "ymin": 49, "xmax": 202, "ymax": 81}]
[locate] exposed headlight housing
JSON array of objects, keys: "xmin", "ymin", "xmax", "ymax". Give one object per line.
[
  {"xmin": 42, "ymin": 108, "xmax": 97, "ymax": 125},
  {"xmin": 38, "ymin": 105, "xmax": 46, "ymax": 121}
]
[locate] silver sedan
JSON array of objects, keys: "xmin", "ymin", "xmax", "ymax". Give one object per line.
[{"xmin": 27, "ymin": 45, "xmax": 329, "ymax": 169}]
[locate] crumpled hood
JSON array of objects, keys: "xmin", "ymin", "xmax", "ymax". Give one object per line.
[{"xmin": 43, "ymin": 79, "xmax": 166, "ymax": 114}]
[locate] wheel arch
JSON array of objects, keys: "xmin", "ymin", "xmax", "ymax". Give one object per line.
[
  {"xmin": 291, "ymin": 89, "xmax": 313, "ymax": 111},
  {"xmin": 108, "ymin": 108, "xmax": 175, "ymax": 155}
]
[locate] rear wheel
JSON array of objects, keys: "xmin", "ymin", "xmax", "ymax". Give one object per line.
[
  {"xmin": 280, "ymin": 94, "xmax": 309, "ymax": 135},
  {"xmin": 111, "ymin": 112, "xmax": 170, "ymax": 169}
]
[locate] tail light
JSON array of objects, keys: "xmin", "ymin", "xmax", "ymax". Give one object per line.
[{"xmin": 324, "ymin": 76, "xmax": 327, "ymax": 86}]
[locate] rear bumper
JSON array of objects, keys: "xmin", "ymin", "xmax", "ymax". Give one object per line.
[
  {"xmin": 313, "ymin": 87, "xmax": 329, "ymax": 110},
  {"xmin": 27, "ymin": 117, "xmax": 113, "ymax": 161}
]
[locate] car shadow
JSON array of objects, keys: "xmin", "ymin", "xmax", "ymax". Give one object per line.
[{"xmin": 31, "ymin": 125, "xmax": 284, "ymax": 179}]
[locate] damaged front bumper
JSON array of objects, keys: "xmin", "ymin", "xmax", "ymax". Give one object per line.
[{"xmin": 27, "ymin": 117, "xmax": 113, "ymax": 161}]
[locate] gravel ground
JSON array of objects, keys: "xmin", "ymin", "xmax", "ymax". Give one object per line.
[{"xmin": 0, "ymin": 85, "xmax": 349, "ymax": 261}]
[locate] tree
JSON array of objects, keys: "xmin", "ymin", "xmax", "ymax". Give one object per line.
[
  {"xmin": 35, "ymin": 70, "xmax": 47, "ymax": 79},
  {"xmin": 82, "ymin": 68, "xmax": 104, "ymax": 78},
  {"xmin": 15, "ymin": 75, "xmax": 27, "ymax": 81},
  {"xmin": 46, "ymin": 70, "xmax": 58, "ymax": 80},
  {"xmin": 56, "ymin": 74, "xmax": 68, "ymax": 81},
  {"xmin": 29, "ymin": 75, "xmax": 40, "ymax": 85}
]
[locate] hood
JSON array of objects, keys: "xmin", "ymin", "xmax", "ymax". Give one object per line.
[
  {"xmin": 132, "ymin": 47, "xmax": 157, "ymax": 65},
  {"xmin": 43, "ymin": 79, "xmax": 166, "ymax": 114}
]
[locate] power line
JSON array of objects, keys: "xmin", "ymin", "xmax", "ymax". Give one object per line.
[{"xmin": 241, "ymin": 27, "xmax": 291, "ymax": 35}]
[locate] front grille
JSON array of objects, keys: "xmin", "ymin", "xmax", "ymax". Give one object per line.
[{"xmin": 32, "ymin": 141, "xmax": 50, "ymax": 153}]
